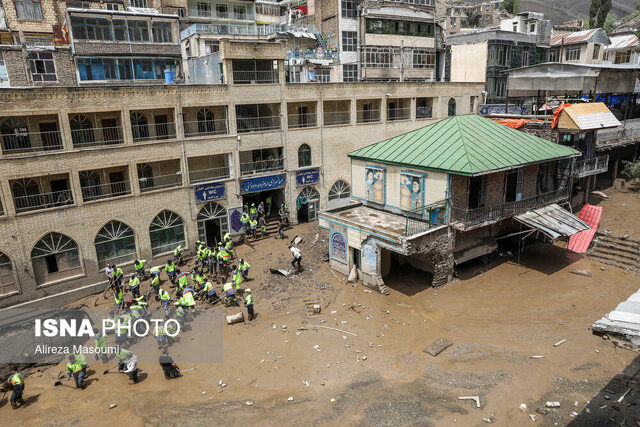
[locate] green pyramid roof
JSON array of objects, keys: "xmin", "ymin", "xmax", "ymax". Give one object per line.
[{"xmin": 349, "ymin": 114, "xmax": 580, "ymax": 176}]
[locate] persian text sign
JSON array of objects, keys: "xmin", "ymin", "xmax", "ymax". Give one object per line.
[
  {"xmin": 194, "ymin": 182, "xmax": 225, "ymax": 202},
  {"xmin": 240, "ymin": 174, "xmax": 286, "ymax": 194},
  {"xmin": 296, "ymin": 168, "xmax": 319, "ymax": 186}
]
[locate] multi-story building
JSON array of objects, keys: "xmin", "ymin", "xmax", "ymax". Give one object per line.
[
  {"xmin": 0, "ymin": 79, "xmax": 482, "ymax": 307},
  {"xmin": 548, "ymin": 29, "xmax": 610, "ymax": 65},
  {"xmin": 319, "ymin": 114, "xmax": 584, "ymax": 292},
  {"xmin": 499, "ymin": 11, "xmax": 551, "ymax": 45},
  {"xmin": 446, "ymin": 28, "xmax": 540, "ymax": 105},
  {"xmin": 603, "ymin": 32, "xmax": 640, "ymax": 66}
]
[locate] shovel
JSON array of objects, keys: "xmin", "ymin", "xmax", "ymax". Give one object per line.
[
  {"xmin": 54, "ymin": 378, "xmax": 74, "ymax": 388},
  {"xmin": 103, "ymin": 364, "xmax": 120, "ymax": 375}
]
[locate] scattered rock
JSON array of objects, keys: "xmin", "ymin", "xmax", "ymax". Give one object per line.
[
  {"xmin": 109, "ymin": 404, "xmax": 117, "ymax": 409},
  {"xmin": 570, "ymin": 269, "xmax": 592, "ymax": 277},
  {"xmin": 519, "ymin": 403, "xmax": 527, "ymax": 412},
  {"xmin": 246, "ymin": 401, "xmax": 253, "ymax": 406},
  {"xmin": 288, "ymin": 396, "xmax": 294, "ymax": 402},
  {"xmin": 545, "ymin": 402, "xmax": 560, "ymax": 407},
  {"xmin": 424, "ymin": 338, "xmax": 453, "ymax": 357}
]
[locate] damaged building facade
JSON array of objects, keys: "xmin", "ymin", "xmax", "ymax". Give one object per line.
[
  {"xmin": 0, "ymin": 79, "xmax": 482, "ymax": 307},
  {"xmin": 319, "ymin": 114, "xmax": 587, "ymax": 292}
]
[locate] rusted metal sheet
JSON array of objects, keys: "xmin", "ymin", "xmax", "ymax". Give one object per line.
[
  {"xmin": 514, "ymin": 203, "xmax": 589, "ymax": 240},
  {"xmin": 52, "ymin": 25, "xmax": 70, "ymax": 45}
]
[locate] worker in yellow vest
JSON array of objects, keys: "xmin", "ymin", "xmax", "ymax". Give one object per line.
[
  {"xmin": 165, "ymin": 260, "xmax": 177, "ymax": 283},
  {"xmin": 244, "ymin": 288, "xmax": 255, "ymax": 321},
  {"xmin": 9, "ymin": 369, "xmax": 25, "ymax": 409},
  {"xmin": 66, "ymin": 355, "xmax": 85, "ymax": 389},
  {"xmin": 128, "ymin": 274, "xmax": 141, "ymax": 299}
]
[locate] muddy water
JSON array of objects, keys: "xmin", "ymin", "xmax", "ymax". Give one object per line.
[{"xmin": 0, "ymin": 222, "xmax": 639, "ymax": 426}]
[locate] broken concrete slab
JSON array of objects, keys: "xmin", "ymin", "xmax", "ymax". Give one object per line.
[
  {"xmin": 423, "ymin": 338, "xmax": 452, "ymax": 357},
  {"xmin": 270, "ymin": 268, "xmax": 292, "ymax": 277}
]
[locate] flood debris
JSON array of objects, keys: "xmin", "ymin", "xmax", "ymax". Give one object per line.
[
  {"xmin": 109, "ymin": 404, "xmax": 117, "ymax": 409},
  {"xmin": 226, "ymin": 312, "xmax": 245, "ymax": 325},
  {"xmin": 423, "ymin": 338, "xmax": 453, "ymax": 357},
  {"xmin": 301, "ymin": 325, "xmax": 357, "ymax": 336},
  {"xmin": 553, "ymin": 338, "xmax": 567, "ymax": 347},
  {"xmin": 458, "ymin": 396, "xmax": 481, "ymax": 408},
  {"xmin": 529, "ymin": 355, "xmax": 545, "ymax": 359},
  {"xmin": 570, "ymin": 269, "xmax": 592, "ymax": 277},
  {"xmin": 270, "ymin": 268, "xmax": 293, "ymax": 277},
  {"xmin": 545, "ymin": 401, "xmax": 560, "ymax": 407},
  {"xmin": 617, "ymin": 387, "xmax": 631, "ymax": 403}
]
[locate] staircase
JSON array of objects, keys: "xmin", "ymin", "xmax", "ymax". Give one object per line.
[
  {"xmin": 315, "ymin": 33, "xmax": 328, "ymax": 50},
  {"xmin": 588, "ymin": 232, "xmax": 640, "ymax": 274}
]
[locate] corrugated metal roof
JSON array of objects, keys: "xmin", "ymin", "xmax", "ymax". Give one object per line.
[
  {"xmin": 592, "ymin": 290, "xmax": 640, "ymax": 343},
  {"xmin": 550, "ymin": 29, "xmax": 600, "ymax": 46},
  {"xmin": 606, "ymin": 34, "xmax": 640, "ymax": 50},
  {"xmin": 348, "ymin": 115, "xmax": 580, "ymax": 176},
  {"xmin": 562, "ymin": 103, "xmax": 621, "ymax": 131},
  {"xmin": 514, "ymin": 204, "xmax": 590, "ymax": 240}
]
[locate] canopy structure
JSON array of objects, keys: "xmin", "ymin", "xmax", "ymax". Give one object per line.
[
  {"xmin": 505, "ymin": 63, "xmax": 640, "ymax": 96},
  {"xmin": 514, "ymin": 204, "xmax": 590, "ymax": 240}
]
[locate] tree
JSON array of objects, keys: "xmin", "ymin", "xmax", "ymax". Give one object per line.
[
  {"xmin": 603, "ymin": 12, "xmax": 616, "ymax": 33},
  {"xmin": 622, "ymin": 160, "xmax": 640, "ymax": 180},
  {"xmin": 464, "ymin": 9, "xmax": 481, "ymax": 27},
  {"xmin": 501, "ymin": 0, "xmax": 520, "ymax": 15},
  {"xmin": 589, "ymin": 0, "xmax": 612, "ymax": 29}
]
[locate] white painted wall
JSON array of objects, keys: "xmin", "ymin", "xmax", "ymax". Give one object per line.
[{"xmin": 450, "ymin": 42, "xmax": 488, "ymax": 82}]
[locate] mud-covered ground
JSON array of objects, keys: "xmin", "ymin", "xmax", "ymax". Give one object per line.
[{"xmin": 1, "ymin": 185, "xmax": 640, "ymax": 426}]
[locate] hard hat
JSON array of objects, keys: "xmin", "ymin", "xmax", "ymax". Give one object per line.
[{"xmin": 245, "ymin": 288, "xmax": 252, "ymax": 293}]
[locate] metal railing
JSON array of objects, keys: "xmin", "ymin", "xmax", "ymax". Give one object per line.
[
  {"xmin": 240, "ymin": 157, "xmax": 284, "ymax": 176},
  {"xmin": 189, "ymin": 166, "xmax": 231, "ymax": 184},
  {"xmin": 574, "ymin": 155, "xmax": 609, "ymax": 178},
  {"xmin": 386, "ymin": 0, "xmax": 434, "ymax": 5},
  {"xmin": 71, "ymin": 125, "xmax": 124, "ymax": 147},
  {"xmin": 183, "ymin": 119, "xmax": 228, "ymax": 137},
  {"xmin": 81, "ymin": 181, "xmax": 131, "ymax": 202},
  {"xmin": 405, "ymin": 200, "xmax": 449, "ymax": 236},
  {"xmin": 288, "ymin": 113, "xmax": 318, "ymax": 129},
  {"xmin": 324, "ymin": 111, "xmax": 351, "ymax": 126},
  {"xmin": 189, "ymin": 9, "xmax": 256, "ymax": 21},
  {"xmin": 131, "ymin": 122, "xmax": 177, "ymax": 142},
  {"xmin": 13, "ymin": 189, "xmax": 74, "ymax": 213},
  {"xmin": 416, "ymin": 106, "xmax": 433, "ymax": 119},
  {"xmin": 232, "ymin": 70, "xmax": 279, "ymax": 84},
  {"xmin": 180, "ymin": 23, "xmax": 279, "ymax": 39},
  {"xmin": 357, "ymin": 109, "xmax": 381, "ymax": 123},
  {"xmin": 139, "ymin": 173, "xmax": 182, "ymax": 192},
  {"xmin": 236, "ymin": 116, "xmax": 281, "ymax": 133},
  {"xmin": 288, "ymin": 48, "xmax": 339, "ymax": 62},
  {"xmin": 450, "ymin": 188, "xmax": 570, "ymax": 227},
  {"xmin": 387, "ymin": 107, "xmax": 411, "ymax": 121},
  {"xmin": 1, "ymin": 130, "xmax": 63, "ymax": 154}
]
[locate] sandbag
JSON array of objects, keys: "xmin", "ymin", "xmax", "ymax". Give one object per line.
[{"xmin": 226, "ymin": 312, "xmax": 245, "ymax": 325}]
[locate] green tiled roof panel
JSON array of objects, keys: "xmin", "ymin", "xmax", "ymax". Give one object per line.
[{"xmin": 348, "ymin": 114, "xmax": 580, "ymax": 175}]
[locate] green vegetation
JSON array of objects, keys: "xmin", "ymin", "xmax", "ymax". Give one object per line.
[
  {"xmin": 500, "ymin": 0, "xmax": 519, "ymax": 15},
  {"xmin": 589, "ymin": 0, "xmax": 612, "ymax": 29},
  {"xmin": 622, "ymin": 160, "xmax": 640, "ymax": 180}
]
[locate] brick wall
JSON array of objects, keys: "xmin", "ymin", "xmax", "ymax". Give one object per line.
[
  {"xmin": 485, "ymin": 171, "xmax": 504, "ymax": 206},
  {"xmin": 72, "ymin": 42, "xmax": 181, "ymax": 57},
  {"xmin": 3, "ymin": 0, "xmax": 60, "ymax": 34},
  {"xmin": 522, "ymin": 164, "xmax": 538, "ymax": 199},
  {"xmin": 450, "ymin": 174, "xmax": 467, "ymax": 210},
  {"xmin": 1, "ymin": 47, "xmax": 29, "ymax": 86}
]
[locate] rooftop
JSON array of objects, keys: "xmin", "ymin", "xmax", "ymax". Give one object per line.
[
  {"xmin": 559, "ymin": 103, "xmax": 621, "ymax": 131},
  {"xmin": 348, "ymin": 114, "xmax": 580, "ymax": 176},
  {"xmin": 549, "ymin": 28, "xmax": 610, "ymax": 46}
]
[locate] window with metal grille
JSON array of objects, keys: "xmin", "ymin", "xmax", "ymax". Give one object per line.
[
  {"xmin": 342, "ymin": 64, "xmax": 357, "ymax": 82},
  {"xmin": 15, "ymin": 0, "xmax": 43, "ymax": 20},
  {"xmin": 149, "ymin": 210, "xmax": 185, "ymax": 255},
  {"xmin": 152, "ymin": 21, "xmax": 173, "ymax": 43},
  {"xmin": 94, "ymin": 220, "xmax": 137, "ymax": 268},
  {"xmin": 298, "ymin": 144, "xmax": 311, "ymax": 167},
  {"xmin": 28, "ymin": 51, "xmax": 56, "ymax": 82},
  {"xmin": 341, "ymin": 0, "xmax": 356, "ymax": 18},
  {"xmin": 342, "ymin": 31, "xmax": 357, "ymax": 52}
]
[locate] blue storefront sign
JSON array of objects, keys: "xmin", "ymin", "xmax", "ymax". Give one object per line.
[
  {"xmin": 240, "ymin": 174, "xmax": 286, "ymax": 195},
  {"xmin": 194, "ymin": 182, "xmax": 226, "ymax": 202},
  {"xmin": 296, "ymin": 168, "xmax": 319, "ymax": 186}
]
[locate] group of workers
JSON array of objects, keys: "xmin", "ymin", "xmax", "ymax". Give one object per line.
[{"xmin": 240, "ymin": 200, "xmax": 289, "ymax": 240}]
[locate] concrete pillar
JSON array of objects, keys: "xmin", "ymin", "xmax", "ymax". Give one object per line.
[
  {"xmin": 122, "ymin": 108, "xmax": 134, "ymax": 144},
  {"xmin": 68, "ymin": 169, "xmax": 84, "ymax": 207},
  {"xmin": 1, "ymin": 180, "xmax": 16, "ymax": 216},
  {"xmin": 58, "ymin": 109, "xmax": 73, "ymax": 151}
]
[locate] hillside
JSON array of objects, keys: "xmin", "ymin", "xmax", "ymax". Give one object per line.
[{"xmin": 450, "ymin": 1, "xmax": 637, "ymax": 24}]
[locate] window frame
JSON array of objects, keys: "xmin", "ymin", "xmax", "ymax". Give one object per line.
[
  {"xmin": 342, "ymin": 31, "xmax": 357, "ymax": 52},
  {"xmin": 28, "ymin": 51, "xmax": 57, "ymax": 82},
  {"xmin": 14, "ymin": 0, "xmax": 43, "ymax": 21},
  {"xmin": 342, "ymin": 64, "xmax": 358, "ymax": 82},
  {"xmin": 341, "ymin": 0, "xmax": 356, "ymax": 18}
]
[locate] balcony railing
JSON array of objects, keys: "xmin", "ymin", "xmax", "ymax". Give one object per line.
[
  {"xmin": 574, "ymin": 155, "xmax": 609, "ymax": 178},
  {"xmin": 14, "ymin": 189, "xmax": 74, "ymax": 213},
  {"xmin": 1, "ymin": 130, "xmax": 63, "ymax": 154},
  {"xmin": 139, "ymin": 173, "xmax": 182, "ymax": 192},
  {"xmin": 131, "ymin": 122, "xmax": 177, "ymax": 142},
  {"xmin": 189, "ymin": 166, "xmax": 231, "ymax": 184},
  {"xmin": 288, "ymin": 113, "xmax": 318, "ymax": 129},
  {"xmin": 324, "ymin": 111, "xmax": 351, "ymax": 126},
  {"xmin": 240, "ymin": 157, "xmax": 284, "ymax": 176},
  {"xmin": 189, "ymin": 8, "xmax": 256, "ymax": 21},
  {"xmin": 450, "ymin": 188, "xmax": 570, "ymax": 227},
  {"xmin": 180, "ymin": 23, "xmax": 279, "ymax": 39},
  {"xmin": 385, "ymin": 0, "xmax": 434, "ymax": 5},
  {"xmin": 288, "ymin": 48, "xmax": 339, "ymax": 62},
  {"xmin": 357, "ymin": 109, "xmax": 381, "ymax": 123},
  {"xmin": 233, "ymin": 70, "xmax": 279, "ymax": 84},
  {"xmin": 236, "ymin": 116, "xmax": 281, "ymax": 133},
  {"xmin": 183, "ymin": 119, "xmax": 228, "ymax": 137},
  {"xmin": 71, "ymin": 125, "xmax": 124, "ymax": 148},
  {"xmin": 81, "ymin": 181, "xmax": 131, "ymax": 202},
  {"xmin": 387, "ymin": 107, "xmax": 411, "ymax": 121},
  {"xmin": 405, "ymin": 200, "xmax": 449, "ymax": 236},
  {"xmin": 416, "ymin": 106, "xmax": 433, "ymax": 119}
]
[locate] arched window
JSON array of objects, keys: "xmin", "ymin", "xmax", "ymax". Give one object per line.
[
  {"xmin": 298, "ymin": 144, "xmax": 312, "ymax": 167},
  {"xmin": 12, "ymin": 178, "xmax": 40, "ymax": 212},
  {"xmin": 70, "ymin": 115, "xmax": 94, "ymax": 147},
  {"xmin": 1, "ymin": 118, "xmax": 30, "ymax": 152},
  {"xmin": 31, "ymin": 233, "xmax": 82, "ymax": 285},
  {"xmin": 328, "ymin": 180, "xmax": 351, "ymax": 207},
  {"xmin": 149, "ymin": 210, "xmax": 186, "ymax": 255},
  {"xmin": 137, "ymin": 163, "xmax": 154, "ymax": 190},
  {"xmin": 297, "ymin": 186, "xmax": 320, "ymax": 223},
  {"xmin": 95, "ymin": 220, "xmax": 137, "ymax": 268},
  {"xmin": 196, "ymin": 108, "xmax": 216, "ymax": 134},
  {"xmin": 130, "ymin": 112, "xmax": 149, "ymax": 140},
  {"xmin": 0, "ymin": 252, "xmax": 19, "ymax": 295},
  {"xmin": 197, "ymin": 202, "xmax": 228, "ymax": 247},
  {"xmin": 79, "ymin": 170, "xmax": 102, "ymax": 201},
  {"xmin": 448, "ymin": 98, "xmax": 456, "ymax": 117}
]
